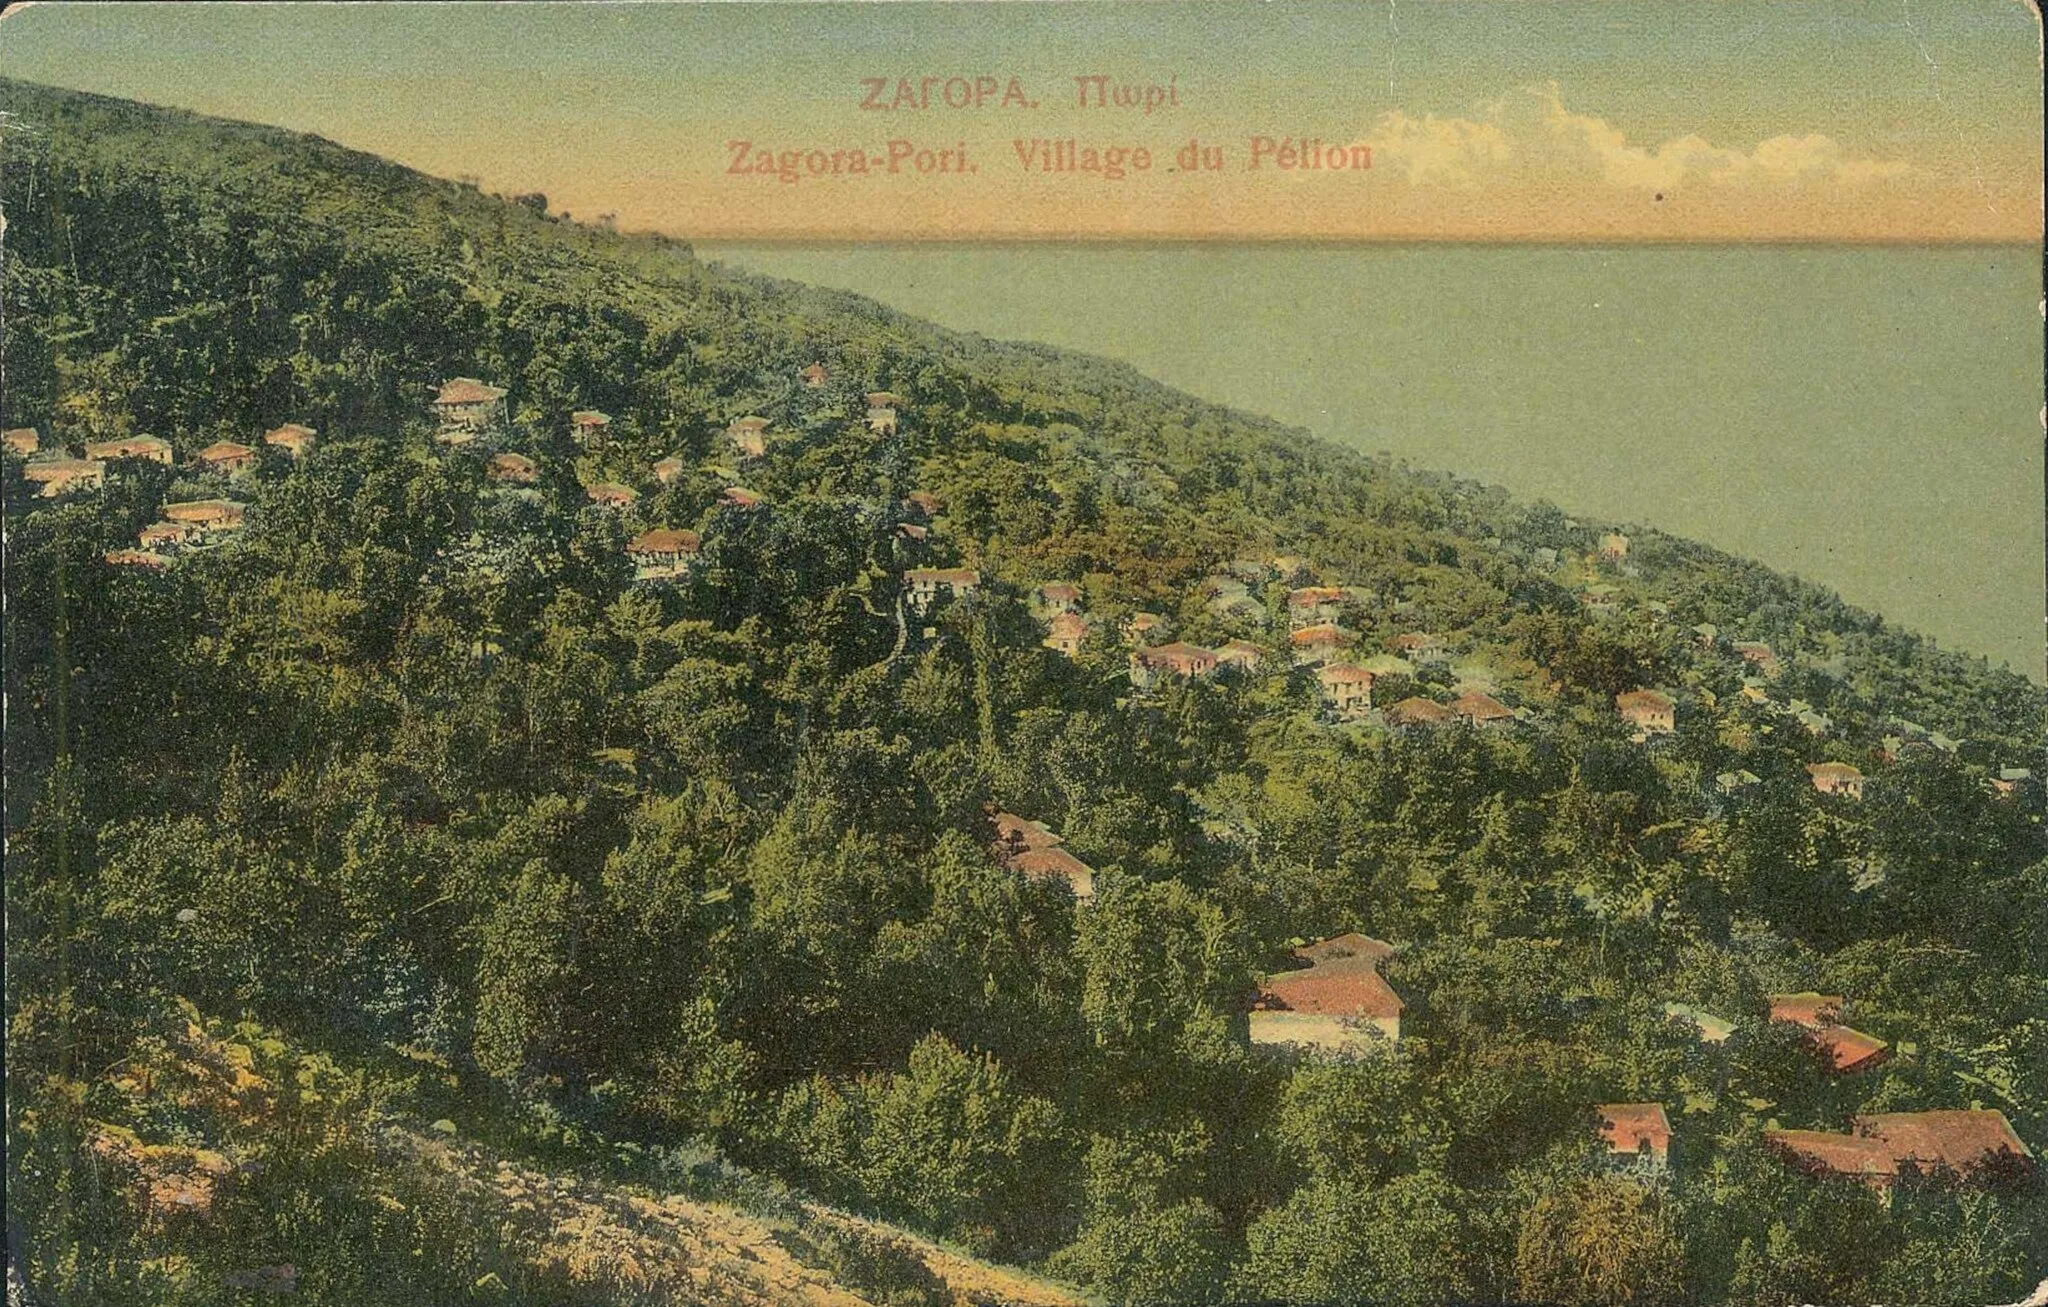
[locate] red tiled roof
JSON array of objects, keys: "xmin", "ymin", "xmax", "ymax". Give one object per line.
[
  {"xmin": 1452, "ymin": 691, "xmax": 1513, "ymax": 722},
  {"xmin": 1389, "ymin": 632, "xmax": 1441, "ymax": 652},
  {"xmin": 1256, "ymin": 963, "xmax": 1404, "ymax": 1020},
  {"xmin": 585, "ymin": 482, "xmax": 638, "ymax": 503},
  {"xmin": 1385, "ymin": 697, "xmax": 1454, "ymax": 726},
  {"xmin": 1809, "ymin": 1025, "xmax": 1890, "ymax": 1073},
  {"xmin": 162, "ymin": 499, "xmax": 245, "ymax": 524},
  {"xmin": 993, "ymin": 812, "xmax": 1063, "ymax": 849},
  {"xmin": 1616, "ymin": 689, "xmax": 1673, "ymax": 715},
  {"xmin": 104, "ymin": 548, "xmax": 170, "ymax": 569},
  {"xmin": 1769, "ymin": 993, "xmax": 1844, "ymax": 1027},
  {"xmin": 1137, "ymin": 642, "xmax": 1219, "ymax": 672},
  {"xmin": 1290, "ymin": 623, "xmax": 1348, "ymax": 646},
  {"xmin": 488, "ymin": 452, "xmax": 538, "ymax": 481},
  {"xmin": 629, "ymin": 528, "xmax": 700, "ymax": 555},
  {"xmin": 1288, "ymin": 586, "xmax": 1347, "ymax": 607},
  {"xmin": 263, "ymin": 423, "xmax": 316, "ymax": 445},
  {"xmin": 571, "ymin": 410, "xmax": 611, "ymax": 426},
  {"xmin": 1047, "ymin": 612, "xmax": 1090, "ymax": 637},
  {"xmin": 1010, "ymin": 846, "xmax": 1096, "ymax": 897},
  {"xmin": 1318, "ymin": 663, "xmax": 1375, "ymax": 686},
  {"xmin": 1769, "ymin": 1110, "xmax": 2031, "ymax": 1181},
  {"xmin": 196, "ymin": 441, "xmax": 254, "ymax": 462},
  {"xmin": 1039, "ymin": 583, "xmax": 1082, "ymax": 601},
  {"xmin": 906, "ymin": 568, "xmax": 978, "ymax": 586},
  {"xmin": 1599, "ymin": 1103, "xmax": 1672, "ymax": 1158},
  {"xmin": 434, "ymin": 378, "xmax": 505, "ymax": 406}
]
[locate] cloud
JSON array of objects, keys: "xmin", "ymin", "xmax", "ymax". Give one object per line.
[{"xmin": 1363, "ymin": 83, "xmax": 1911, "ymax": 192}]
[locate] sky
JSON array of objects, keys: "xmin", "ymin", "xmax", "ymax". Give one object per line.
[{"xmin": 0, "ymin": 1, "xmax": 2041, "ymax": 241}]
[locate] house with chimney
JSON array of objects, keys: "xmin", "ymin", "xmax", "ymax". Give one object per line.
[
  {"xmin": 725, "ymin": 416, "xmax": 770, "ymax": 460},
  {"xmin": 1806, "ymin": 762, "xmax": 1865, "ymax": 800},
  {"xmin": 432, "ymin": 378, "xmax": 507, "ymax": 441},
  {"xmin": 627, "ymin": 528, "xmax": 701, "ymax": 580},
  {"xmin": 1598, "ymin": 1103, "xmax": 1673, "ymax": 1174},
  {"xmin": 1317, "ymin": 663, "xmax": 1375, "ymax": 718},
  {"xmin": 1616, "ymin": 689, "xmax": 1676, "ymax": 738},
  {"xmin": 1249, "ymin": 933, "xmax": 1404, "ymax": 1053},
  {"xmin": 905, "ymin": 567, "xmax": 980, "ymax": 615},
  {"xmin": 21, "ymin": 458, "xmax": 105, "ymax": 498},
  {"xmin": 1043, "ymin": 611, "xmax": 1091, "ymax": 658},
  {"xmin": 1130, "ymin": 642, "xmax": 1220, "ymax": 691},
  {"xmin": 1767, "ymin": 1111, "xmax": 2030, "ymax": 1192},
  {"xmin": 1769, "ymin": 992, "xmax": 1889, "ymax": 1075},
  {"xmin": 86, "ymin": 434, "xmax": 175, "ymax": 465},
  {"xmin": 262, "ymin": 424, "xmax": 317, "ymax": 458},
  {"xmin": 195, "ymin": 441, "xmax": 258, "ymax": 475}
]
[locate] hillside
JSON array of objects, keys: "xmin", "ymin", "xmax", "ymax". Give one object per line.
[{"xmin": 3, "ymin": 78, "xmax": 2044, "ymax": 1307}]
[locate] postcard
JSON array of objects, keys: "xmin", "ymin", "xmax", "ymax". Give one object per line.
[{"xmin": 1, "ymin": 2, "xmax": 2043, "ymax": 1304}]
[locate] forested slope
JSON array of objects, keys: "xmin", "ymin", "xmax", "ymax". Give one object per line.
[{"xmin": 3, "ymin": 79, "xmax": 2044, "ymax": 1306}]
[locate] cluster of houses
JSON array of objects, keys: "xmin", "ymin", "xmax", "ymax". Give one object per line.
[{"xmin": 1244, "ymin": 937, "xmax": 2029, "ymax": 1191}]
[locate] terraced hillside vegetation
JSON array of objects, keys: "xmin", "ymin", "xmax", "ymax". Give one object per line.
[{"xmin": 3, "ymin": 79, "xmax": 2044, "ymax": 1306}]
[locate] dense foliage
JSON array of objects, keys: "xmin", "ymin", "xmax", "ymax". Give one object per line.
[{"xmin": 4, "ymin": 80, "xmax": 2045, "ymax": 1305}]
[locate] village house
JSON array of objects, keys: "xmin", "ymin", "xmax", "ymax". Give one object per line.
[
  {"xmin": 1806, "ymin": 762, "xmax": 1865, "ymax": 800},
  {"xmin": 1125, "ymin": 612, "xmax": 1168, "ymax": 645},
  {"xmin": 1289, "ymin": 623, "xmax": 1350, "ymax": 665},
  {"xmin": 1216, "ymin": 639, "xmax": 1263, "ymax": 672},
  {"xmin": 21, "ymin": 457, "xmax": 106, "ymax": 497},
  {"xmin": 865, "ymin": 391, "xmax": 901, "ymax": 436},
  {"xmin": 1318, "ymin": 663, "xmax": 1376, "ymax": 718},
  {"xmin": 905, "ymin": 567, "xmax": 980, "ymax": 615},
  {"xmin": 1598, "ymin": 1103, "xmax": 1673, "ymax": 1174},
  {"xmin": 85, "ymin": 434, "xmax": 175, "ymax": 465},
  {"xmin": 1287, "ymin": 586, "xmax": 1348, "ymax": 629},
  {"xmin": 720, "ymin": 486, "xmax": 763, "ymax": 510},
  {"xmin": 1249, "ymin": 933, "xmax": 1405, "ymax": 1053},
  {"xmin": 990, "ymin": 813, "xmax": 1095, "ymax": 903},
  {"xmin": 1616, "ymin": 689, "xmax": 1676, "ymax": 738},
  {"xmin": 569, "ymin": 410, "xmax": 611, "ymax": 449},
  {"xmin": 1769, "ymin": 992, "xmax": 1889, "ymax": 1075},
  {"xmin": 725, "ymin": 416, "xmax": 770, "ymax": 460},
  {"xmin": 1384, "ymin": 696, "xmax": 1454, "ymax": 729},
  {"xmin": 2, "ymin": 427, "xmax": 39, "ymax": 456},
  {"xmin": 1388, "ymin": 632, "xmax": 1446, "ymax": 663},
  {"xmin": 1043, "ymin": 611, "xmax": 1091, "ymax": 658},
  {"xmin": 585, "ymin": 482, "xmax": 638, "ymax": 510},
  {"xmin": 487, "ymin": 452, "xmax": 539, "ymax": 485},
  {"xmin": 1599, "ymin": 532, "xmax": 1631, "ymax": 562},
  {"xmin": 903, "ymin": 490, "xmax": 942, "ymax": 518},
  {"xmin": 1451, "ymin": 690, "xmax": 1515, "ymax": 729},
  {"xmin": 1130, "ymin": 642, "xmax": 1220, "ymax": 691},
  {"xmin": 194, "ymin": 441, "xmax": 258, "ymax": 474},
  {"xmin": 138, "ymin": 520, "xmax": 196, "ymax": 554},
  {"xmin": 104, "ymin": 547, "xmax": 172, "ymax": 571},
  {"xmin": 161, "ymin": 499, "xmax": 247, "ymax": 540},
  {"xmin": 801, "ymin": 362, "xmax": 830, "ymax": 388},
  {"xmin": 627, "ymin": 528, "xmax": 701, "ymax": 580},
  {"xmin": 432, "ymin": 378, "xmax": 507, "ymax": 440},
  {"xmin": 261, "ymin": 424, "xmax": 317, "ymax": 457},
  {"xmin": 896, "ymin": 522, "xmax": 929, "ymax": 542},
  {"xmin": 1734, "ymin": 641, "xmax": 1780, "ymax": 678},
  {"xmin": 1766, "ymin": 1110, "xmax": 2031, "ymax": 1191},
  {"xmin": 1037, "ymin": 582, "xmax": 1083, "ymax": 615},
  {"xmin": 652, "ymin": 455, "xmax": 686, "ymax": 485}
]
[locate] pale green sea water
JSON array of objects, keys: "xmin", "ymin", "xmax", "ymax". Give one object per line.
[{"xmin": 705, "ymin": 244, "xmax": 2044, "ymax": 680}]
